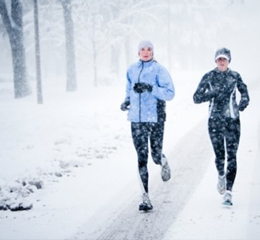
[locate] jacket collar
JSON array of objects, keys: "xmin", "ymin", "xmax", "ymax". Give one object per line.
[
  {"xmin": 138, "ymin": 59, "xmax": 154, "ymax": 67},
  {"xmin": 214, "ymin": 67, "xmax": 231, "ymax": 73}
]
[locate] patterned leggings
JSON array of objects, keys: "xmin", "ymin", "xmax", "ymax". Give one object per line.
[
  {"xmin": 131, "ymin": 122, "xmax": 165, "ymax": 193},
  {"xmin": 208, "ymin": 117, "xmax": 240, "ymax": 191}
]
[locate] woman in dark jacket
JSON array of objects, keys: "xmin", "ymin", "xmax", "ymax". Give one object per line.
[{"xmin": 193, "ymin": 47, "xmax": 250, "ymax": 206}]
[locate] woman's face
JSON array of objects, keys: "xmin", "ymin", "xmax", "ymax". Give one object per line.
[
  {"xmin": 216, "ymin": 57, "xmax": 229, "ymax": 72},
  {"xmin": 139, "ymin": 47, "xmax": 153, "ymax": 61}
]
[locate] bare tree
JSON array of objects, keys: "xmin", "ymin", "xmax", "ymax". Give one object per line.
[
  {"xmin": 0, "ymin": 0, "xmax": 30, "ymax": 98},
  {"xmin": 33, "ymin": 0, "xmax": 43, "ymax": 104},
  {"xmin": 60, "ymin": 0, "xmax": 77, "ymax": 92},
  {"xmin": 167, "ymin": 0, "xmax": 172, "ymax": 72}
]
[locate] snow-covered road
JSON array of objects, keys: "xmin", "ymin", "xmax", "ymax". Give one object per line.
[
  {"xmin": 0, "ymin": 71, "xmax": 259, "ymax": 240},
  {"xmin": 72, "ymin": 74, "xmax": 260, "ymax": 240},
  {"xmin": 163, "ymin": 80, "xmax": 260, "ymax": 240},
  {"xmin": 72, "ymin": 119, "xmax": 213, "ymax": 240}
]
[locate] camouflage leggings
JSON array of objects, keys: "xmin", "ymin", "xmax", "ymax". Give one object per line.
[
  {"xmin": 131, "ymin": 122, "xmax": 164, "ymax": 193},
  {"xmin": 208, "ymin": 117, "xmax": 240, "ymax": 191}
]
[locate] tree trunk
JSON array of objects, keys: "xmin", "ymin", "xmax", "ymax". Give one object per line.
[
  {"xmin": 0, "ymin": 0, "xmax": 31, "ymax": 98},
  {"xmin": 167, "ymin": 0, "xmax": 172, "ymax": 73},
  {"xmin": 91, "ymin": 16, "xmax": 98, "ymax": 87},
  {"xmin": 33, "ymin": 0, "xmax": 43, "ymax": 104},
  {"xmin": 92, "ymin": 37, "xmax": 98, "ymax": 87},
  {"xmin": 125, "ymin": 36, "xmax": 131, "ymax": 68},
  {"xmin": 111, "ymin": 45, "xmax": 119, "ymax": 82},
  {"xmin": 61, "ymin": 0, "xmax": 77, "ymax": 92}
]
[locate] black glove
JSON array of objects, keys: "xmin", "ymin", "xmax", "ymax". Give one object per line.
[
  {"xmin": 120, "ymin": 100, "xmax": 130, "ymax": 111},
  {"xmin": 238, "ymin": 98, "xmax": 249, "ymax": 111},
  {"xmin": 133, "ymin": 82, "xmax": 153, "ymax": 93}
]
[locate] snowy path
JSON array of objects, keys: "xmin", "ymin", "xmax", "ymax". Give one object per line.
[
  {"xmin": 163, "ymin": 80, "xmax": 260, "ymax": 240},
  {"xmin": 1, "ymin": 72, "xmax": 259, "ymax": 240},
  {"xmin": 72, "ymin": 119, "xmax": 213, "ymax": 240},
  {"xmin": 72, "ymin": 76, "xmax": 260, "ymax": 240}
]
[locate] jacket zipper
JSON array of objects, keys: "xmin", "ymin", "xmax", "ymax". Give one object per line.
[{"xmin": 138, "ymin": 62, "xmax": 144, "ymax": 122}]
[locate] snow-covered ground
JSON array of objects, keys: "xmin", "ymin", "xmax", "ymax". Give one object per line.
[
  {"xmin": 0, "ymin": 70, "xmax": 259, "ymax": 240},
  {"xmin": 163, "ymin": 75, "xmax": 260, "ymax": 240}
]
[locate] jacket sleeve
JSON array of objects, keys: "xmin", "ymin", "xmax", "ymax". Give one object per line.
[
  {"xmin": 151, "ymin": 65, "xmax": 175, "ymax": 101},
  {"xmin": 236, "ymin": 73, "xmax": 250, "ymax": 111},
  {"xmin": 124, "ymin": 70, "xmax": 131, "ymax": 101},
  {"xmin": 193, "ymin": 73, "xmax": 215, "ymax": 104}
]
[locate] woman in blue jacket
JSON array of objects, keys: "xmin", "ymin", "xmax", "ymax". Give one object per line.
[
  {"xmin": 120, "ymin": 40, "xmax": 175, "ymax": 211},
  {"xmin": 193, "ymin": 47, "xmax": 250, "ymax": 206}
]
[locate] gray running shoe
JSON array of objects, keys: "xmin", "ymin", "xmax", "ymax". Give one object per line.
[
  {"xmin": 139, "ymin": 193, "xmax": 153, "ymax": 211},
  {"xmin": 223, "ymin": 190, "xmax": 233, "ymax": 206},
  {"xmin": 161, "ymin": 154, "xmax": 171, "ymax": 181},
  {"xmin": 217, "ymin": 174, "xmax": 226, "ymax": 195}
]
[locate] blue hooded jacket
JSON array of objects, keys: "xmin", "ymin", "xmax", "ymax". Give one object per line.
[{"xmin": 125, "ymin": 59, "xmax": 175, "ymax": 123}]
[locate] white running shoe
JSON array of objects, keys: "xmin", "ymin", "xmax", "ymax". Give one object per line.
[
  {"xmin": 161, "ymin": 154, "xmax": 171, "ymax": 181},
  {"xmin": 217, "ymin": 174, "xmax": 226, "ymax": 195},
  {"xmin": 223, "ymin": 190, "xmax": 233, "ymax": 206},
  {"xmin": 139, "ymin": 193, "xmax": 153, "ymax": 211}
]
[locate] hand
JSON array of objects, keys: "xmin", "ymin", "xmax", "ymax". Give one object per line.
[
  {"xmin": 120, "ymin": 100, "xmax": 130, "ymax": 111},
  {"xmin": 133, "ymin": 82, "xmax": 153, "ymax": 93},
  {"xmin": 238, "ymin": 98, "xmax": 249, "ymax": 111}
]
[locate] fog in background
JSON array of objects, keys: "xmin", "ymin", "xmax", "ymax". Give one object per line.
[
  {"xmin": 0, "ymin": 2, "xmax": 260, "ymax": 237},
  {"xmin": 0, "ymin": 0, "xmax": 260, "ymax": 91}
]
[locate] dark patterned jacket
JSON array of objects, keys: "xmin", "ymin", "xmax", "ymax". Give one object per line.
[{"xmin": 193, "ymin": 68, "xmax": 250, "ymax": 119}]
